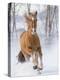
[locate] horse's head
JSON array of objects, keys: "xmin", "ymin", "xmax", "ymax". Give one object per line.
[{"xmin": 25, "ymin": 11, "xmax": 37, "ymax": 35}]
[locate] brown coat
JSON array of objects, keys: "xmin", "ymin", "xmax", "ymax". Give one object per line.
[{"xmin": 20, "ymin": 31, "xmax": 41, "ymax": 56}]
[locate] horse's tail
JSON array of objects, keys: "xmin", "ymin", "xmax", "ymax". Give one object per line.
[{"xmin": 17, "ymin": 51, "xmax": 25, "ymax": 63}]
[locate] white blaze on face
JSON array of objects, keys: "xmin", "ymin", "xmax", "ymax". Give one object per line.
[
  {"xmin": 32, "ymin": 28, "xmax": 35, "ymax": 35},
  {"xmin": 31, "ymin": 17, "xmax": 36, "ymax": 35},
  {"xmin": 32, "ymin": 28, "xmax": 35, "ymax": 32},
  {"xmin": 32, "ymin": 17, "xmax": 34, "ymax": 21}
]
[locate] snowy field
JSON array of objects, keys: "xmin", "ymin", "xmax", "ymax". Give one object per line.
[{"xmin": 10, "ymin": 28, "xmax": 58, "ymax": 77}]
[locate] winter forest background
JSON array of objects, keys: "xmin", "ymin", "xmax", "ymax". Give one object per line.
[{"xmin": 8, "ymin": 3, "xmax": 59, "ymax": 77}]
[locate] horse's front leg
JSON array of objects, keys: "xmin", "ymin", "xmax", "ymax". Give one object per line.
[
  {"xmin": 31, "ymin": 52, "xmax": 38, "ymax": 69},
  {"xmin": 37, "ymin": 48, "xmax": 43, "ymax": 70}
]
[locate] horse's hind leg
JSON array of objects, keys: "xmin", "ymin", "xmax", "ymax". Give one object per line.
[
  {"xmin": 17, "ymin": 51, "xmax": 25, "ymax": 63},
  {"xmin": 22, "ymin": 52, "xmax": 30, "ymax": 61}
]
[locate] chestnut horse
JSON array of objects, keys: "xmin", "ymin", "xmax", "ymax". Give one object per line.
[{"xmin": 17, "ymin": 11, "xmax": 43, "ymax": 70}]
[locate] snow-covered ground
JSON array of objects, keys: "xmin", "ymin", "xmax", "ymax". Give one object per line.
[{"xmin": 10, "ymin": 28, "xmax": 58, "ymax": 77}]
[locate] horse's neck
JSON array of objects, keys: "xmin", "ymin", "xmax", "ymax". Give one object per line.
[{"xmin": 28, "ymin": 31, "xmax": 36, "ymax": 38}]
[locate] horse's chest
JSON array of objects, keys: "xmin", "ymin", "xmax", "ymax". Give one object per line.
[
  {"xmin": 29, "ymin": 36, "xmax": 39, "ymax": 45},
  {"xmin": 27, "ymin": 35, "xmax": 40, "ymax": 51}
]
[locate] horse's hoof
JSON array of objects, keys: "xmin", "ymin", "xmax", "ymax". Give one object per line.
[
  {"xmin": 33, "ymin": 65, "xmax": 37, "ymax": 70},
  {"xmin": 39, "ymin": 68, "xmax": 43, "ymax": 70},
  {"xmin": 37, "ymin": 67, "xmax": 43, "ymax": 71}
]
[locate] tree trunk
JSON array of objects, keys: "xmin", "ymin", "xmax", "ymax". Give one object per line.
[
  {"xmin": 45, "ymin": 5, "xmax": 58, "ymax": 37},
  {"xmin": 27, "ymin": 4, "xmax": 31, "ymax": 14}
]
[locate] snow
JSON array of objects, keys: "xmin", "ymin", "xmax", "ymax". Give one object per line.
[{"xmin": 10, "ymin": 29, "xmax": 58, "ymax": 77}]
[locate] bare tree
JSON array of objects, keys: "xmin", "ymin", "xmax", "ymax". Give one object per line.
[
  {"xmin": 27, "ymin": 3, "xmax": 31, "ymax": 14},
  {"xmin": 52, "ymin": 6, "xmax": 58, "ymax": 34},
  {"xmin": 45, "ymin": 5, "xmax": 58, "ymax": 38},
  {"xmin": 45, "ymin": 5, "xmax": 50, "ymax": 37}
]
